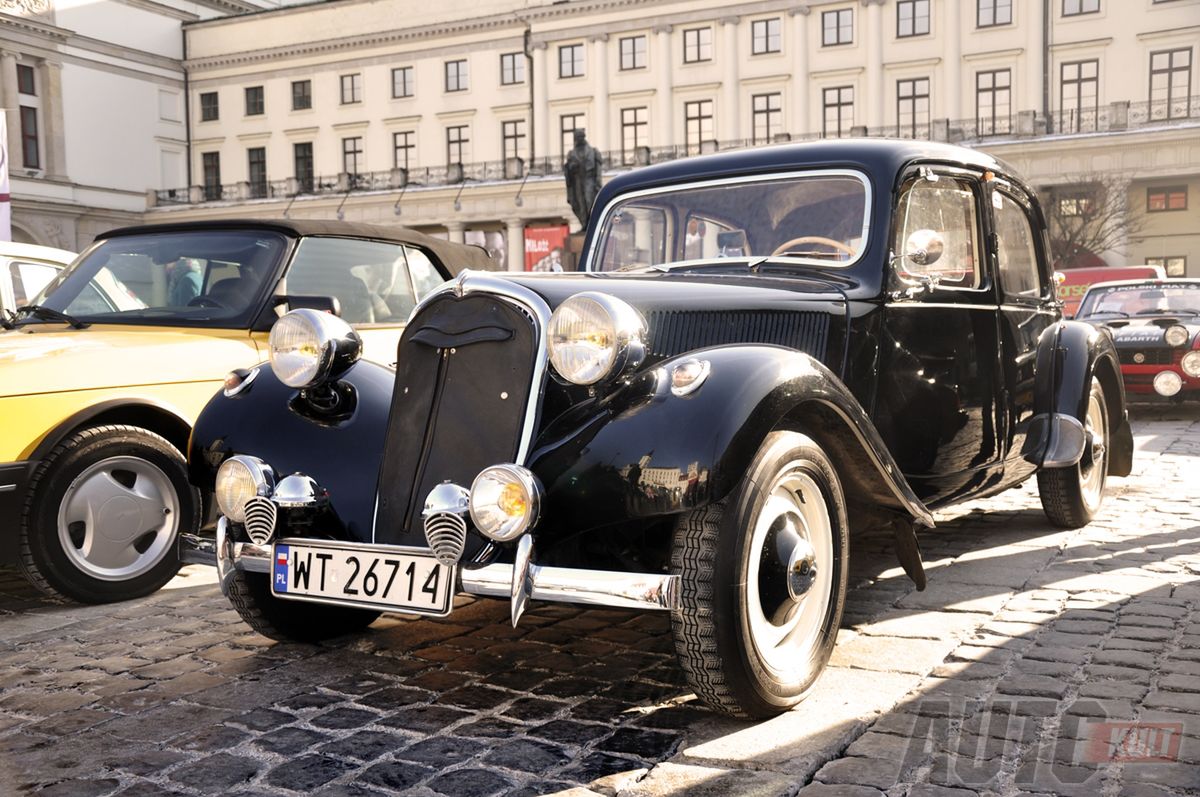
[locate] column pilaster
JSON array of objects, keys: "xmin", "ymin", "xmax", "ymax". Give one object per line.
[
  {"xmin": 789, "ymin": 8, "xmax": 810, "ymax": 137},
  {"xmin": 720, "ymin": 17, "xmax": 740, "ymax": 143},
  {"xmin": 863, "ymin": 0, "xmax": 885, "ymax": 130},
  {"xmin": 653, "ymin": 25, "xmax": 674, "ymax": 148},
  {"xmin": 445, "ymin": 221, "xmax": 465, "ymax": 245},
  {"xmin": 505, "ymin": 218, "xmax": 526, "ymax": 273},
  {"xmin": 40, "ymin": 60, "xmax": 66, "ymax": 179},
  {"xmin": 531, "ymin": 42, "xmax": 549, "ymax": 165},
  {"xmin": 0, "ymin": 52, "xmax": 20, "ymax": 166},
  {"xmin": 591, "ymin": 34, "xmax": 610, "ymax": 153}
]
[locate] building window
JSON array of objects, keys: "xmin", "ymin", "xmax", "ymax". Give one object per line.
[
  {"xmin": 294, "ymin": 142, "xmax": 313, "ymax": 193},
  {"xmin": 1150, "ymin": 48, "xmax": 1192, "ymax": 121},
  {"xmin": 822, "ymin": 9, "xmax": 853, "ymax": 46},
  {"xmin": 244, "ymin": 86, "xmax": 264, "ymax": 116},
  {"xmin": 897, "ymin": 0, "xmax": 930, "ymax": 37},
  {"xmin": 751, "ymin": 18, "xmax": 781, "ymax": 55},
  {"xmin": 392, "ymin": 66, "xmax": 414, "ymax": 98},
  {"xmin": 340, "ymin": 74, "xmax": 362, "ymax": 104},
  {"xmin": 560, "ymin": 113, "xmax": 585, "ymax": 157},
  {"xmin": 685, "ymin": 100, "xmax": 714, "ymax": 154},
  {"xmin": 342, "ymin": 136, "xmax": 363, "ymax": 175},
  {"xmin": 559, "ymin": 44, "xmax": 585, "ymax": 79},
  {"xmin": 620, "ymin": 35, "xmax": 647, "ymax": 70},
  {"xmin": 446, "ymin": 125, "xmax": 469, "ymax": 166},
  {"xmin": 16, "ymin": 64, "xmax": 35, "ymax": 95},
  {"xmin": 897, "ymin": 77, "xmax": 930, "ymax": 138},
  {"xmin": 19, "ymin": 106, "xmax": 39, "ymax": 169},
  {"xmin": 976, "ymin": 69, "xmax": 1012, "ymax": 135},
  {"xmin": 502, "ymin": 119, "xmax": 526, "ymax": 161},
  {"xmin": 823, "ymin": 86, "xmax": 854, "ymax": 138},
  {"xmin": 683, "ymin": 27, "xmax": 713, "ymax": 63},
  {"xmin": 202, "ymin": 152, "xmax": 221, "ymax": 201},
  {"xmin": 1060, "ymin": 60, "xmax": 1098, "ymax": 133},
  {"xmin": 977, "ymin": 0, "xmax": 1012, "ymax": 27},
  {"xmin": 500, "ymin": 53, "xmax": 524, "ymax": 85},
  {"xmin": 621, "ymin": 106, "xmax": 648, "ymax": 164},
  {"xmin": 1062, "ymin": 0, "xmax": 1099, "ymax": 15},
  {"xmin": 393, "ymin": 131, "xmax": 415, "ymax": 171},
  {"xmin": 751, "ymin": 93, "xmax": 782, "ymax": 144},
  {"xmin": 291, "ymin": 80, "xmax": 311, "ymax": 111},
  {"xmin": 1147, "ymin": 186, "xmax": 1188, "ymax": 212},
  {"xmin": 1146, "ymin": 256, "xmax": 1187, "ymax": 277},
  {"xmin": 445, "ymin": 60, "xmax": 468, "ymax": 92},
  {"xmin": 199, "ymin": 91, "xmax": 219, "ymax": 122},
  {"xmin": 1055, "ymin": 189, "xmax": 1094, "ymax": 217},
  {"xmin": 247, "ymin": 147, "xmax": 267, "ymax": 199}
]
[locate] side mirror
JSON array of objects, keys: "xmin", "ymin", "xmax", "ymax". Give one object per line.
[
  {"xmin": 904, "ymin": 229, "xmax": 945, "ymax": 267},
  {"xmin": 274, "ymin": 295, "xmax": 343, "ymax": 317}
]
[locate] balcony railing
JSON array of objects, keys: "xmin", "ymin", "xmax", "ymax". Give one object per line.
[{"xmin": 152, "ymin": 96, "xmax": 1199, "ymax": 208}]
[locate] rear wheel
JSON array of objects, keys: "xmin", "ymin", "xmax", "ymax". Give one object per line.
[
  {"xmin": 226, "ymin": 569, "xmax": 380, "ymax": 643},
  {"xmin": 670, "ymin": 431, "xmax": 849, "ymax": 719},
  {"xmin": 1039, "ymin": 377, "xmax": 1108, "ymax": 528}
]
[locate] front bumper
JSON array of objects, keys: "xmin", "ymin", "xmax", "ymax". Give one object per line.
[
  {"xmin": 0, "ymin": 461, "xmax": 34, "ymax": 564},
  {"xmin": 183, "ymin": 519, "xmax": 680, "ymax": 624},
  {"xmin": 1120, "ymin": 364, "xmax": 1200, "ymax": 398}
]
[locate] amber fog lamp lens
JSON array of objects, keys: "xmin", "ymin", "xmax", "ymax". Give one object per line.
[
  {"xmin": 1165, "ymin": 325, "xmax": 1190, "ymax": 348},
  {"xmin": 469, "ymin": 465, "xmax": 542, "ymax": 542}
]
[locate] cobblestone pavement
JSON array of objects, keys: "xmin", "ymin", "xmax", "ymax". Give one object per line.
[{"xmin": 1, "ymin": 406, "xmax": 1198, "ymax": 797}]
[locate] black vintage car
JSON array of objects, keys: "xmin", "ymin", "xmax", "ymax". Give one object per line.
[
  {"xmin": 185, "ymin": 140, "xmax": 1133, "ymax": 719},
  {"xmin": 1075, "ymin": 278, "xmax": 1200, "ymax": 400}
]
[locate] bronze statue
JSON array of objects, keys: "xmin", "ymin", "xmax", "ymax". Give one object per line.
[{"xmin": 564, "ymin": 129, "xmax": 601, "ymax": 228}]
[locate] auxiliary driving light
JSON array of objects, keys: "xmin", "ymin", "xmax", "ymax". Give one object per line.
[
  {"xmin": 215, "ymin": 455, "xmax": 275, "ymax": 524},
  {"xmin": 1182, "ymin": 351, "xmax": 1200, "ymax": 379},
  {"xmin": 1165, "ymin": 325, "xmax": 1190, "ymax": 348},
  {"xmin": 1154, "ymin": 370, "xmax": 1183, "ymax": 397},
  {"xmin": 469, "ymin": 464, "xmax": 543, "ymax": 542}
]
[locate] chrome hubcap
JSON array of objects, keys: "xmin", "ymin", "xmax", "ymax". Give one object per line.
[
  {"xmin": 746, "ymin": 467, "xmax": 833, "ymax": 677},
  {"xmin": 56, "ymin": 456, "xmax": 178, "ymax": 581},
  {"xmin": 1080, "ymin": 392, "xmax": 1107, "ymax": 508}
]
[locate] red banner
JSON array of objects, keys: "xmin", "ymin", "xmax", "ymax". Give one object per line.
[{"xmin": 524, "ymin": 225, "xmax": 570, "ymax": 271}]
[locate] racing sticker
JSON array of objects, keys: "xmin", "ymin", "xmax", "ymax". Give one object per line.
[{"xmin": 274, "ymin": 544, "xmax": 289, "ymax": 593}]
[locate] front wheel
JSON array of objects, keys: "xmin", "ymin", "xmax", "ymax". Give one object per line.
[
  {"xmin": 226, "ymin": 569, "xmax": 380, "ymax": 643},
  {"xmin": 19, "ymin": 425, "xmax": 195, "ymax": 603},
  {"xmin": 1038, "ymin": 377, "xmax": 1109, "ymax": 528},
  {"xmin": 670, "ymin": 431, "xmax": 849, "ymax": 719}
]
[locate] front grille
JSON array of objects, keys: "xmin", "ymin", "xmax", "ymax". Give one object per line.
[
  {"xmin": 424, "ymin": 512, "xmax": 468, "ymax": 566},
  {"xmin": 243, "ymin": 497, "xmax": 277, "ymax": 546},
  {"xmin": 646, "ymin": 310, "xmax": 830, "ymax": 361},
  {"xmin": 374, "ymin": 292, "xmax": 539, "ymax": 555},
  {"xmin": 1118, "ymin": 349, "xmax": 1179, "ymax": 366}
]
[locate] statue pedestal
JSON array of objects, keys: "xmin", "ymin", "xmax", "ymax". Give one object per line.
[{"xmin": 565, "ymin": 232, "xmax": 586, "ymax": 271}]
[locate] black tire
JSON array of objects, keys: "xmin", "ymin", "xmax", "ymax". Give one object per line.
[
  {"xmin": 19, "ymin": 425, "xmax": 195, "ymax": 604},
  {"xmin": 1038, "ymin": 377, "xmax": 1109, "ymax": 528},
  {"xmin": 226, "ymin": 569, "xmax": 380, "ymax": 643},
  {"xmin": 670, "ymin": 431, "xmax": 849, "ymax": 719}
]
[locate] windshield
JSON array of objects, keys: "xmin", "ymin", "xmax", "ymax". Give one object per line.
[
  {"xmin": 26, "ymin": 230, "xmax": 287, "ymax": 326},
  {"xmin": 1078, "ymin": 282, "xmax": 1200, "ymax": 318},
  {"xmin": 590, "ymin": 171, "xmax": 870, "ymax": 272}
]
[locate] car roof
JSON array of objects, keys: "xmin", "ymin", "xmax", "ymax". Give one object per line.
[
  {"xmin": 94, "ymin": 218, "xmax": 496, "ymax": 275},
  {"xmin": 0, "ymin": 241, "xmax": 76, "ymax": 265},
  {"xmin": 1083, "ymin": 278, "xmax": 1200, "ymax": 291}
]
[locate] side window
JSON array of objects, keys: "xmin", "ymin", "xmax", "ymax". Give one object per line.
[
  {"xmin": 893, "ymin": 175, "xmax": 982, "ymax": 289},
  {"xmin": 11, "ymin": 260, "xmax": 60, "ymax": 304},
  {"xmin": 994, "ymin": 191, "xmax": 1041, "ymax": 297},
  {"xmin": 600, "ymin": 205, "xmax": 669, "ymax": 271},
  {"xmin": 286, "ymin": 237, "xmax": 411, "ymax": 325},
  {"xmin": 683, "ymin": 215, "xmax": 737, "ymax": 260},
  {"xmin": 405, "ymin": 247, "xmax": 446, "ymax": 299}
]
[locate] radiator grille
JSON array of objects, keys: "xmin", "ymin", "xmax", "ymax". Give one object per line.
[
  {"xmin": 1118, "ymin": 349, "xmax": 1179, "ymax": 366},
  {"xmin": 646, "ymin": 310, "xmax": 830, "ymax": 361}
]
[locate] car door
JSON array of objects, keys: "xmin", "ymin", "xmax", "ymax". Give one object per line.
[
  {"xmin": 874, "ymin": 167, "xmax": 1006, "ymax": 507},
  {"xmin": 989, "ymin": 181, "xmax": 1057, "ymax": 478}
]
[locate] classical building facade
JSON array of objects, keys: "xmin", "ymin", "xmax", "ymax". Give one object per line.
[
  {"xmin": 0, "ymin": 0, "xmax": 300, "ymax": 251},
  {"xmin": 21, "ymin": 0, "xmax": 1200, "ymax": 273}
]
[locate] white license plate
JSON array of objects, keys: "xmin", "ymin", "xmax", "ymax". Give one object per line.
[{"xmin": 270, "ymin": 539, "xmax": 454, "ymax": 616}]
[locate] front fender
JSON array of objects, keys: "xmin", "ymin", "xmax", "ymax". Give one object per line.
[
  {"xmin": 1026, "ymin": 320, "xmax": 1133, "ymax": 476},
  {"xmin": 529, "ymin": 344, "xmax": 934, "ymax": 539}
]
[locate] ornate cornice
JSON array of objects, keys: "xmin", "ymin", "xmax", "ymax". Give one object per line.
[{"xmin": 0, "ymin": 0, "xmax": 49, "ymax": 14}]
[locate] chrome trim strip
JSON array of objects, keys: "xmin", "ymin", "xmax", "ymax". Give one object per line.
[
  {"xmin": 216, "ymin": 517, "xmax": 271, "ymax": 598},
  {"xmin": 462, "ymin": 561, "xmax": 679, "ymax": 613},
  {"xmin": 0, "ymin": 484, "xmax": 15, "ymax": 493},
  {"xmin": 584, "ymin": 168, "xmax": 874, "ymax": 273}
]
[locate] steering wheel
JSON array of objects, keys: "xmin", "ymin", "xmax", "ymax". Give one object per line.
[
  {"xmin": 771, "ymin": 236, "xmax": 856, "ymax": 258},
  {"xmin": 187, "ymin": 296, "xmax": 226, "ymax": 309}
]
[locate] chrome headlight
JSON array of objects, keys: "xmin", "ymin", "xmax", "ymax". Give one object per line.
[
  {"xmin": 1182, "ymin": 351, "xmax": 1200, "ymax": 378},
  {"xmin": 1165, "ymin": 325, "xmax": 1190, "ymax": 347},
  {"xmin": 268, "ymin": 308, "xmax": 362, "ymax": 389},
  {"xmin": 469, "ymin": 464, "xmax": 542, "ymax": 542},
  {"xmin": 215, "ymin": 455, "xmax": 275, "ymax": 524},
  {"xmin": 547, "ymin": 292, "xmax": 646, "ymax": 385}
]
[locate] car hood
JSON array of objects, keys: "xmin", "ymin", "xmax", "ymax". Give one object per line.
[
  {"xmin": 1091, "ymin": 317, "xmax": 1200, "ymax": 347},
  {"xmin": 0, "ymin": 325, "xmax": 261, "ymax": 399}
]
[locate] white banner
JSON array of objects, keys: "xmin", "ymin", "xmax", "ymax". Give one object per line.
[{"xmin": 0, "ymin": 112, "xmax": 10, "ymax": 242}]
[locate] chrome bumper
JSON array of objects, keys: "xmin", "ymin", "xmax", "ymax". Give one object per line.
[{"xmin": 195, "ymin": 518, "xmax": 679, "ymax": 622}]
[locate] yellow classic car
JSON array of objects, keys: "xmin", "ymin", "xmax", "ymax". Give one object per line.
[
  {"xmin": 0, "ymin": 241, "xmax": 76, "ymax": 315},
  {"xmin": 0, "ymin": 219, "xmax": 493, "ymax": 603}
]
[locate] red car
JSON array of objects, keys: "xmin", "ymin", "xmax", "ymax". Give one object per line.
[
  {"xmin": 1076, "ymin": 279, "xmax": 1200, "ymax": 399},
  {"xmin": 1057, "ymin": 265, "xmax": 1164, "ymax": 318}
]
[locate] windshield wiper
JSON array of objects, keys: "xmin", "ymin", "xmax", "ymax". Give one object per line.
[
  {"xmin": 14, "ymin": 305, "xmax": 91, "ymax": 329},
  {"xmin": 1, "ymin": 310, "xmax": 16, "ymax": 330}
]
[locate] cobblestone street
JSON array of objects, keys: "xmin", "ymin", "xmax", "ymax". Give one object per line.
[{"xmin": 1, "ymin": 406, "xmax": 1198, "ymax": 797}]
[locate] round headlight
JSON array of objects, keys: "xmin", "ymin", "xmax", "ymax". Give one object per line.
[
  {"xmin": 548, "ymin": 293, "xmax": 646, "ymax": 385},
  {"xmin": 1154, "ymin": 370, "xmax": 1183, "ymax": 397},
  {"xmin": 1182, "ymin": 351, "xmax": 1200, "ymax": 379},
  {"xmin": 215, "ymin": 455, "xmax": 275, "ymax": 524},
  {"xmin": 1165, "ymin": 325, "xmax": 1190, "ymax": 347},
  {"xmin": 469, "ymin": 464, "xmax": 542, "ymax": 542},
  {"xmin": 268, "ymin": 308, "xmax": 362, "ymax": 389}
]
